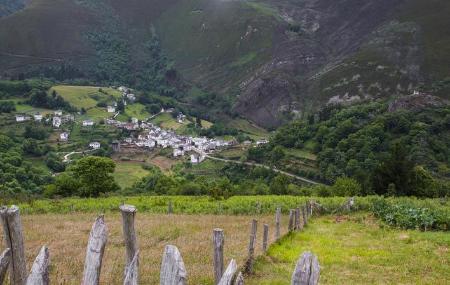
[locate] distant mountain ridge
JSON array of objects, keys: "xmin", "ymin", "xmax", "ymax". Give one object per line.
[
  {"xmin": 0, "ymin": 0, "xmax": 449, "ymax": 128},
  {"xmin": 0, "ymin": 0, "xmax": 27, "ymax": 17}
]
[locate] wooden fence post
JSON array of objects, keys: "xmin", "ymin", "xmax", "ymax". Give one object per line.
[
  {"xmin": 275, "ymin": 207, "xmax": 281, "ymax": 240},
  {"xmin": 295, "ymin": 208, "xmax": 300, "ymax": 231},
  {"xmin": 288, "ymin": 210, "xmax": 294, "ymax": 232},
  {"xmin": 82, "ymin": 215, "xmax": 108, "ymax": 285},
  {"xmin": 244, "ymin": 219, "xmax": 257, "ymax": 273},
  {"xmin": 160, "ymin": 245, "xmax": 187, "ymax": 285},
  {"xmin": 26, "ymin": 246, "xmax": 50, "ymax": 285},
  {"xmin": 291, "ymin": 251, "xmax": 320, "ymax": 285},
  {"xmin": 218, "ymin": 259, "xmax": 237, "ymax": 285},
  {"xmin": 120, "ymin": 204, "xmax": 138, "ymax": 281},
  {"xmin": 302, "ymin": 207, "xmax": 307, "ymax": 226},
  {"xmin": 0, "ymin": 206, "xmax": 27, "ymax": 285},
  {"xmin": 0, "ymin": 248, "xmax": 11, "ymax": 284},
  {"xmin": 168, "ymin": 201, "xmax": 173, "ymax": 214},
  {"xmin": 213, "ymin": 229, "xmax": 224, "ymax": 285},
  {"xmin": 124, "ymin": 251, "xmax": 139, "ymax": 285},
  {"xmin": 262, "ymin": 224, "xmax": 269, "ymax": 252},
  {"xmin": 234, "ymin": 272, "xmax": 244, "ymax": 285}
]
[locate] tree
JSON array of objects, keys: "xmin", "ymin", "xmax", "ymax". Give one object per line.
[
  {"xmin": 71, "ymin": 156, "xmax": 119, "ymax": 197},
  {"xmin": 117, "ymin": 100, "xmax": 125, "ymax": 112},
  {"xmin": 372, "ymin": 143, "xmax": 415, "ymax": 196},
  {"xmin": 196, "ymin": 117, "xmax": 202, "ymax": 128},
  {"xmin": 331, "ymin": 177, "xmax": 362, "ymax": 196}
]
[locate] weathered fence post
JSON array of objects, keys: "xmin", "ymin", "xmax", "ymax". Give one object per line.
[
  {"xmin": 262, "ymin": 224, "xmax": 269, "ymax": 252},
  {"xmin": 302, "ymin": 207, "xmax": 307, "ymax": 226},
  {"xmin": 81, "ymin": 215, "xmax": 108, "ymax": 285},
  {"xmin": 160, "ymin": 245, "xmax": 187, "ymax": 285},
  {"xmin": 168, "ymin": 201, "xmax": 173, "ymax": 214},
  {"xmin": 124, "ymin": 251, "xmax": 139, "ymax": 285},
  {"xmin": 244, "ymin": 219, "xmax": 257, "ymax": 273},
  {"xmin": 295, "ymin": 208, "xmax": 300, "ymax": 231},
  {"xmin": 213, "ymin": 229, "xmax": 224, "ymax": 285},
  {"xmin": 0, "ymin": 206, "xmax": 27, "ymax": 285},
  {"xmin": 288, "ymin": 210, "xmax": 295, "ymax": 232},
  {"xmin": 26, "ymin": 246, "xmax": 50, "ymax": 285},
  {"xmin": 120, "ymin": 204, "xmax": 138, "ymax": 281},
  {"xmin": 275, "ymin": 207, "xmax": 281, "ymax": 240},
  {"xmin": 234, "ymin": 272, "xmax": 244, "ymax": 285},
  {"xmin": 291, "ymin": 251, "xmax": 320, "ymax": 285},
  {"xmin": 0, "ymin": 248, "xmax": 11, "ymax": 284},
  {"xmin": 218, "ymin": 259, "xmax": 237, "ymax": 285}
]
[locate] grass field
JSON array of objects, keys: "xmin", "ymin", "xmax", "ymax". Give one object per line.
[
  {"xmin": 51, "ymin": 85, "xmax": 120, "ymax": 109},
  {"xmin": 124, "ymin": 103, "xmax": 150, "ymax": 120},
  {"xmin": 113, "ymin": 162, "xmax": 150, "ymax": 189},
  {"xmin": 247, "ymin": 214, "xmax": 450, "ymax": 284},
  {"xmin": 14, "ymin": 212, "xmax": 286, "ymax": 284}
]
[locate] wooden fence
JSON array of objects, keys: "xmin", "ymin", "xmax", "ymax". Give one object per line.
[{"xmin": 0, "ymin": 201, "xmax": 325, "ymax": 285}]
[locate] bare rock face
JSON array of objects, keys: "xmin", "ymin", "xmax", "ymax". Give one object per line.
[
  {"xmin": 233, "ymin": 0, "xmax": 409, "ymax": 127},
  {"xmin": 388, "ymin": 92, "xmax": 448, "ymax": 112}
]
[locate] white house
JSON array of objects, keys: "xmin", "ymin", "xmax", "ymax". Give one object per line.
[
  {"xmin": 190, "ymin": 153, "xmax": 205, "ymax": 164},
  {"xmin": 177, "ymin": 113, "xmax": 186, "ymax": 123},
  {"xmin": 82, "ymin": 120, "xmax": 94, "ymax": 127},
  {"xmin": 107, "ymin": 106, "xmax": 116, "ymax": 113},
  {"xmin": 127, "ymin": 94, "xmax": 136, "ymax": 102},
  {"xmin": 52, "ymin": 117, "xmax": 62, "ymax": 128},
  {"xmin": 60, "ymin": 132, "xmax": 69, "ymax": 141},
  {"xmin": 62, "ymin": 114, "xmax": 74, "ymax": 123},
  {"xmin": 33, "ymin": 113, "xmax": 43, "ymax": 122},
  {"xmin": 54, "ymin": 110, "xmax": 63, "ymax": 116},
  {"xmin": 131, "ymin": 117, "xmax": 138, "ymax": 124},
  {"xmin": 256, "ymin": 139, "xmax": 269, "ymax": 146},
  {"xmin": 15, "ymin": 114, "xmax": 27, "ymax": 122},
  {"xmin": 173, "ymin": 148, "xmax": 185, "ymax": 157},
  {"xmin": 89, "ymin": 142, "xmax": 101, "ymax": 149}
]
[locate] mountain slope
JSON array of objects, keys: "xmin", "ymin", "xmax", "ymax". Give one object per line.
[{"xmin": 0, "ymin": 0, "xmax": 449, "ymax": 128}]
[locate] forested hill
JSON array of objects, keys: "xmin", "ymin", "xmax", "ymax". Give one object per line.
[
  {"xmin": 0, "ymin": 0, "xmax": 449, "ymax": 127},
  {"xmin": 249, "ymin": 95, "xmax": 450, "ymax": 197}
]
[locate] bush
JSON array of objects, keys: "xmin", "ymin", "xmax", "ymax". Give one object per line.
[
  {"xmin": 372, "ymin": 198, "xmax": 449, "ymax": 231},
  {"xmin": 331, "ymin": 177, "xmax": 362, "ymax": 196}
]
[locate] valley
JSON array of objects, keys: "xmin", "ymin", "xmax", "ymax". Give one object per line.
[{"xmin": 0, "ymin": 0, "xmax": 449, "ymax": 284}]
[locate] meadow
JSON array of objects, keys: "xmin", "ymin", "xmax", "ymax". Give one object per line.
[
  {"xmin": 3, "ymin": 199, "xmax": 448, "ymax": 284},
  {"xmin": 247, "ymin": 214, "xmax": 450, "ymax": 285}
]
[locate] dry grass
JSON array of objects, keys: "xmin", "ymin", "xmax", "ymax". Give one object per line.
[{"xmin": 8, "ymin": 213, "xmax": 287, "ymax": 284}]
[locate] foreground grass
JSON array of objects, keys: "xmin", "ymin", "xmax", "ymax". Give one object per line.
[
  {"xmin": 14, "ymin": 213, "xmax": 286, "ymax": 284},
  {"xmin": 247, "ymin": 214, "xmax": 450, "ymax": 285}
]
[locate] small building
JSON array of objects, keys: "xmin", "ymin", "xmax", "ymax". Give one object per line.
[
  {"xmin": 190, "ymin": 153, "xmax": 205, "ymax": 164},
  {"xmin": 52, "ymin": 116, "xmax": 62, "ymax": 128},
  {"xmin": 60, "ymin": 132, "xmax": 69, "ymax": 142},
  {"xmin": 89, "ymin": 142, "xmax": 101, "ymax": 149},
  {"xmin": 82, "ymin": 120, "xmax": 94, "ymax": 127},
  {"xmin": 107, "ymin": 106, "xmax": 116, "ymax": 113},
  {"xmin": 15, "ymin": 114, "xmax": 27, "ymax": 122},
  {"xmin": 173, "ymin": 148, "xmax": 185, "ymax": 157},
  {"xmin": 127, "ymin": 94, "xmax": 136, "ymax": 102},
  {"xmin": 34, "ymin": 113, "xmax": 43, "ymax": 122},
  {"xmin": 112, "ymin": 140, "xmax": 121, "ymax": 152},
  {"xmin": 62, "ymin": 114, "xmax": 74, "ymax": 123},
  {"xmin": 131, "ymin": 117, "xmax": 138, "ymax": 124},
  {"xmin": 256, "ymin": 139, "xmax": 269, "ymax": 146},
  {"xmin": 177, "ymin": 113, "xmax": 186, "ymax": 123},
  {"xmin": 54, "ymin": 110, "xmax": 63, "ymax": 116}
]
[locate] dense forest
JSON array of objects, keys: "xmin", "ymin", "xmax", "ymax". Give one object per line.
[{"xmin": 248, "ymin": 101, "xmax": 450, "ymax": 197}]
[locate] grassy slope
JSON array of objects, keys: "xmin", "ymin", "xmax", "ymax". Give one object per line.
[
  {"xmin": 156, "ymin": 0, "xmax": 278, "ymax": 92},
  {"xmin": 248, "ymin": 214, "xmax": 450, "ymax": 285},
  {"xmin": 113, "ymin": 161, "xmax": 150, "ymax": 188}
]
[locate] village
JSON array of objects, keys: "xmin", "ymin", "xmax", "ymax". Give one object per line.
[{"xmin": 14, "ymin": 86, "xmax": 237, "ymax": 164}]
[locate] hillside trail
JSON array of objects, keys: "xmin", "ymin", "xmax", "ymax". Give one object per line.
[{"xmin": 204, "ymin": 154, "xmax": 320, "ymax": 185}]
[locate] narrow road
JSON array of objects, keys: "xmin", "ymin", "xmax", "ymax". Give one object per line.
[{"xmin": 204, "ymin": 154, "xmax": 320, "ymax": 185}]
